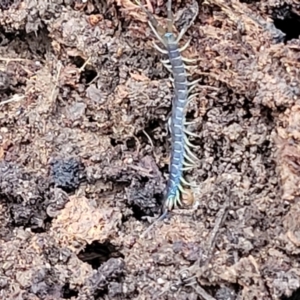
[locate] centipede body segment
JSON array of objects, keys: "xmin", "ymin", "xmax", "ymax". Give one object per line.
[{"xmin": 135, "ymin": 0, "xmax": 199, "ymax": 216}]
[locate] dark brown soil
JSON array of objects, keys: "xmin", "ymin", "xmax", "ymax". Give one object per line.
[{"xmin": 0, "ymin": 0, "xmax": 300, "ymax": 299}]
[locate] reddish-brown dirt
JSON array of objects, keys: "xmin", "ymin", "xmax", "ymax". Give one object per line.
[{"xmin": 0, "ymin": 0, "xmax": 300, "ymax": 299}]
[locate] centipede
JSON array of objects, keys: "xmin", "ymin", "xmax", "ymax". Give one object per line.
[{"xmin": 134, "ymin": 0, "xmax": 199, "ymax": 229}]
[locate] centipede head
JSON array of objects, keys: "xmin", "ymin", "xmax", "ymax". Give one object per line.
[{"xmin": 134, "ymin": 0, "xmax": 168, "ymax": 39}]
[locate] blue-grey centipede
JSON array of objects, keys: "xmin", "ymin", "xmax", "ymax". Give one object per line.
[{"xmin": 135, "ymin": 0, "xmax": 199, "ymax": 221}]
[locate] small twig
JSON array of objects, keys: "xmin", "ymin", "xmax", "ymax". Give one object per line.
[
  {"xmin": 0, "ymin": 94, "xmax": 25, "ymax": 106},
  {"xmin": 50, "ymin": 62, "xmax": 62, "ymax": 107},
  {"xmin": 181, "ymin": 198, "xmax": 229, "ymax": 295},
  {"xmin": 128, "ymin": 164, "xmax": 155, "ymax": 177},
  {"xmin": 0, "ymin": 57, "xmax": 31, "ymax": 62},
  {"xmin": 206, "ymin": 198, "xmax": 229, "ymax": 259},
  {"xmin": 193, "ymin": 198, "xmax": 229, "ymax": 270},
  {"xmin": 78, "ymin": 57, "xmax": 91, "ymax": 73},
  {"xmin": 142, "ymin": 129, "xmax": 154, "ymax": 149},
  {"xmin": 200, "ymin": 85, "xmax": 220, "ymax": 91}
]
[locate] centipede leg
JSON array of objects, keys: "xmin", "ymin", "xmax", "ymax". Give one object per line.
[
  {"xmin": 187, "ymin": 78, "xmax": 201, "ymax": 86},
  {"xmin": 182, "ymin": 166, "xmax": 194, "ymax": 171},
  {"xmin": 184, "ymin": 152, "xmax": 197, "ymax": 164},
  {"xmin": 182, "ymin": 57, "xmax": 198, "ymax": 63},
  {"xmin": 184, "ymin": 135, "xmax": 198, "ymax": 148},
  {"xmin": 184, "ymin": 128, "xmax": 201, "ymax": 138},
  {"xmin": 178, "ymin": 183, "xmax": 189, "ymax": 195},
  {"xmin": 181, "ymin": 176, "xmax": 198, "ymax": 187},
  {"xmin": 185, "ymin": 144, "xmax": 199, "ymax": 161},
  {"xmin": 161, "ymin": 58, "xmax": 170, "ymax": 64},
  {"xmin": 179, "ymin": 39, "xmax": 191, "ymax": 52},
  {"xmin": 162, "ymin": 63, "xmax": 173, "ymax": 72},
  {"xmin": 184, "ymin": 64, "xmax": 197, "ymax": 70},
  {"xmin": 168, "ymin": 116, "xmax": 172, "ymax": 133},
  {"xmin": 188, "ymin": 81, "xmax": 200, "ymax": 94},
  {"xmin": 183, "ymin": 161, "xmax": 195, "ymax": 168},
  {"xmin": 161, "ymin": 59, "xmax": 172, "ymax": 70},
  {"xmin": 153, "ymin": 42, "xmax": 168, "ymax": 54},
  {"xmin": 187, "ymin": 93, "xmax": 198, "ymax": 103},
  {"xmin": 175, "ymin": 189, "xmax": 182, "ymax": 207}
]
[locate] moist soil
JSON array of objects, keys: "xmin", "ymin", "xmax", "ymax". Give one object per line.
[{"xmin": 0, "ymin": 0, "xmax": 300, "ymax": 299}]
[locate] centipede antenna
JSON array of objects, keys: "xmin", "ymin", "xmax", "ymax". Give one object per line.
[
  {"xmin": 135, "ymin": 0, "xmax": 166, "ymax": 44},
  {"xmin": 148, "ymin": 22, "xmax": 166, "ymax": 46},
  {"xmin": 135, "ymin": 0, "xmax": 158, "ymax": 28},
  {"xmin": 167, "ymin": 0, "xmax": 173, "ymax": 33}
]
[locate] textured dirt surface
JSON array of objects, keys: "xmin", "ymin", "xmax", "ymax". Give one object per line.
[{"xmin": 0, "ymin": 0, "xmax": 300, "ymax": 299}]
